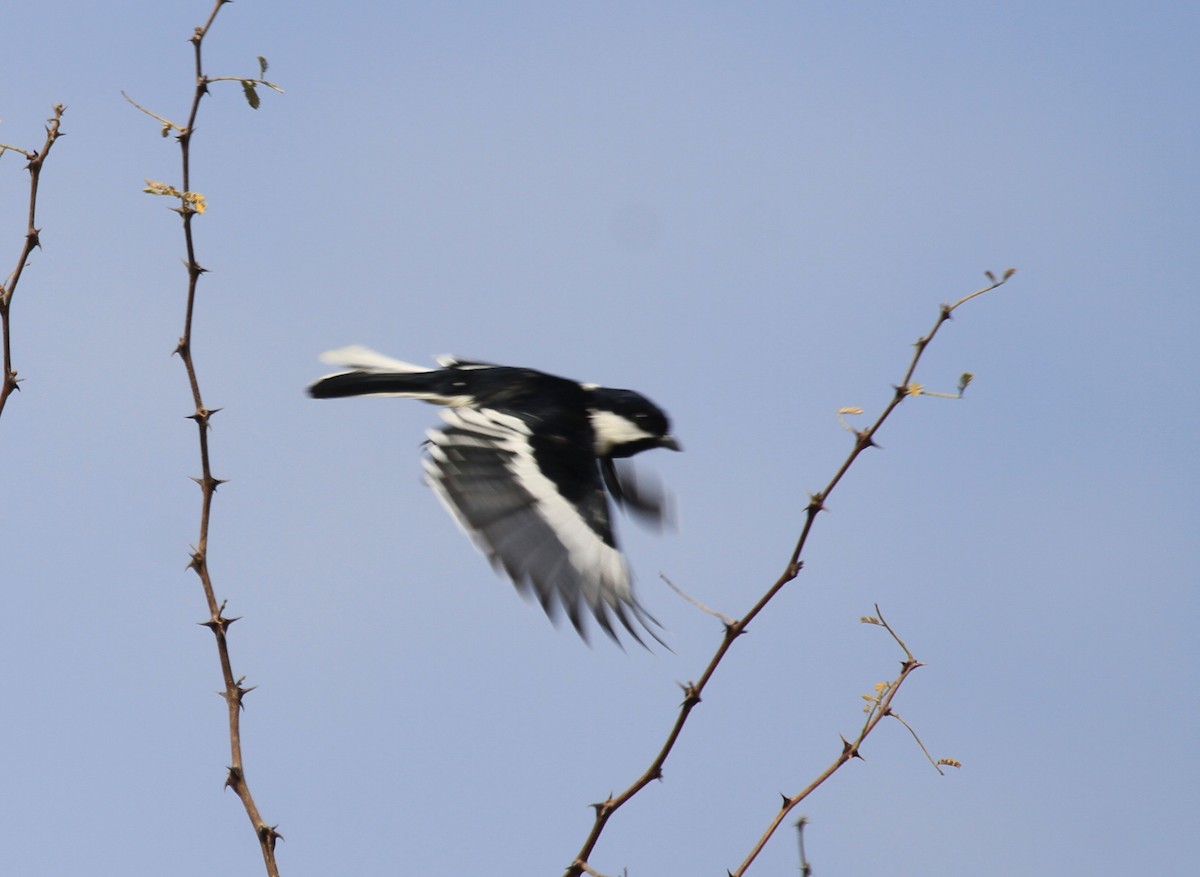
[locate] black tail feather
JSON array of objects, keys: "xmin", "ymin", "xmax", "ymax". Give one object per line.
[{"xmin": 308, "ymin": 371, "xmax": 440, "ymax": 399}]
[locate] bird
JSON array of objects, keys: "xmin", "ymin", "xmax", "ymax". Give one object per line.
[{"xmin": 308, "ymin": 345, "xmax": 680, "ymax": 647}]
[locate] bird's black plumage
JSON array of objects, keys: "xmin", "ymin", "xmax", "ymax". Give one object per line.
[{"xmin": 308, "ymin": 346, "xmax": 679, "ymax": 646}]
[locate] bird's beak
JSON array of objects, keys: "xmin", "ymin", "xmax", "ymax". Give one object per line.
[{"xmin": 659, "ymin": 435, "xmax": 682, "ymax": 452}]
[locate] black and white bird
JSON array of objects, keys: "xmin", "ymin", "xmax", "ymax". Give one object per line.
[{"xmin": 308, "ymin": 345, "xmax": 680, "ymax": 646}]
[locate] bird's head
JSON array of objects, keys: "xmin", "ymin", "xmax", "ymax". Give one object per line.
[{"xmin": 587, "ymin": 388, "xmax": 681, "ymax": 458}]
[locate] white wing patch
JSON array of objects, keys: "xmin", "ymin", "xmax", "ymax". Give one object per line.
[{"xmin": 422, "ymin": 407, "xmax": 655, "ymax": 643}]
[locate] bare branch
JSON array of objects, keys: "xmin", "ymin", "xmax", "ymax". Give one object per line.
[
  {"xmin": 730, "ymin": 612, "xmax": 925, "ymax": 875},
  {"xmin": 130, "ymin": 2, "xmax": 281, "ymax": 873},
  {"xmin": 566, "ymin": 274, "xmax": 1012, "ymax": 876},
  {"xmin": 0, "ymin": 104, "xmax": 64, "ymax": 421}
]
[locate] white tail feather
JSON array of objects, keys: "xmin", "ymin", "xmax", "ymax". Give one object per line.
[{"xmin": 318, "ymin": 345, "xmax": 429, "ymax": 373}]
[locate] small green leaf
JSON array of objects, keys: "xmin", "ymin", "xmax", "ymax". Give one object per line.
[
  {"xmin": 241, "ymin": 80, "xmax": 261, "ymax": 110},
  {"xmin": 258, "ymin": 55, "xmax": 269, "ymax": 78}
]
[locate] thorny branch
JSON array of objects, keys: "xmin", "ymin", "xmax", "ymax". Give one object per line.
[
  {"xmin": 567, "ymin": 271, "xmax": 1013, "ymax": 877},
  {"xmin": 730, "ymin": 606, "xmax": 947, "ymax": 875},
  {"xmin": 0, "ymin": 104, "xmax": 64, "ymax": 421},
  {"xmin": 130, "ymin": 2, "xmax": 281, "ymax": 874}
]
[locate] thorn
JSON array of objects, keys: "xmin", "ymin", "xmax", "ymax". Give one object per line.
[
  {"xmin": 678, "ymin": 681, "xmax": 701, "ymax": 707},
  {"xmin": 260, "ymin": 823, "xmax": 284, "ymax": 844},
  {"xmin": 200, "ymin": 615, "xmax": 239, "ymax": 635},
  {"xmin": 840, "ymin": 735, "xmax": 862, "ymax": 760},
  {"xmin": 187, "ymin": 406, "xmax": 221, "ymax": 424}
]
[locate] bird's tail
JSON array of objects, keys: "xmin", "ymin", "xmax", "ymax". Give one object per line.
[
  {"xmin": 309, "ymin": 346, "xmax": 463, "ymax": 401},
  {"xmin": 317, "ymin": 345, "xmax": 429, "ymax": 374}
]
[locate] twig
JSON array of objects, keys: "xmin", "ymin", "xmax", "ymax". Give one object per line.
[
  {"xmin": 730, "ymin": 612, "xmax": 923, "ymax": 875},
  {"xmin": 888, "ymin": 709, "xmax": 944, "ymax": 775},
  {"xmin": 120, "ymin": 91, "xmax": 184, "ymax": 135},
  {"xmin": 131, "ymin": 3, "xmax": 281, "ymax": 874},
  {"xmin": 565, "ymin": 272, "xmax": 1013, "ymax": 876},
  {"xmin": 795, "ymin": 817, "xmax": 813, "ymax": 877},
  {"xmin": 0, "ymin": 104, "xmax": 64, "ymax": 421},
  {"xmin": 660, "ymin": 573, "xmax": 734, "ymax": 626},
  {"xmin": 866, "ymin": 603, "xmax": 914, "ymax": 662}
]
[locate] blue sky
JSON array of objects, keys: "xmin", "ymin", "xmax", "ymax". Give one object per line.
[{"xmin": 2, "ymin": 2, "xmax": 1196, "ymax": 874}]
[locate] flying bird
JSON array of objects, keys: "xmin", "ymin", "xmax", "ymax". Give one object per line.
[{"xmin": 308, "ymin": 345, "xmax": 680, "ymax": 646}]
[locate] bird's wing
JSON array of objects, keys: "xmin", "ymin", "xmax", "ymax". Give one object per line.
[
  {"xmin": 600, "ymin": 457, "xmax": 674, "ymax": 529},
  {"xmin": 423, "ymin": 406, "xmax": 661, "ymax": 646}
]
